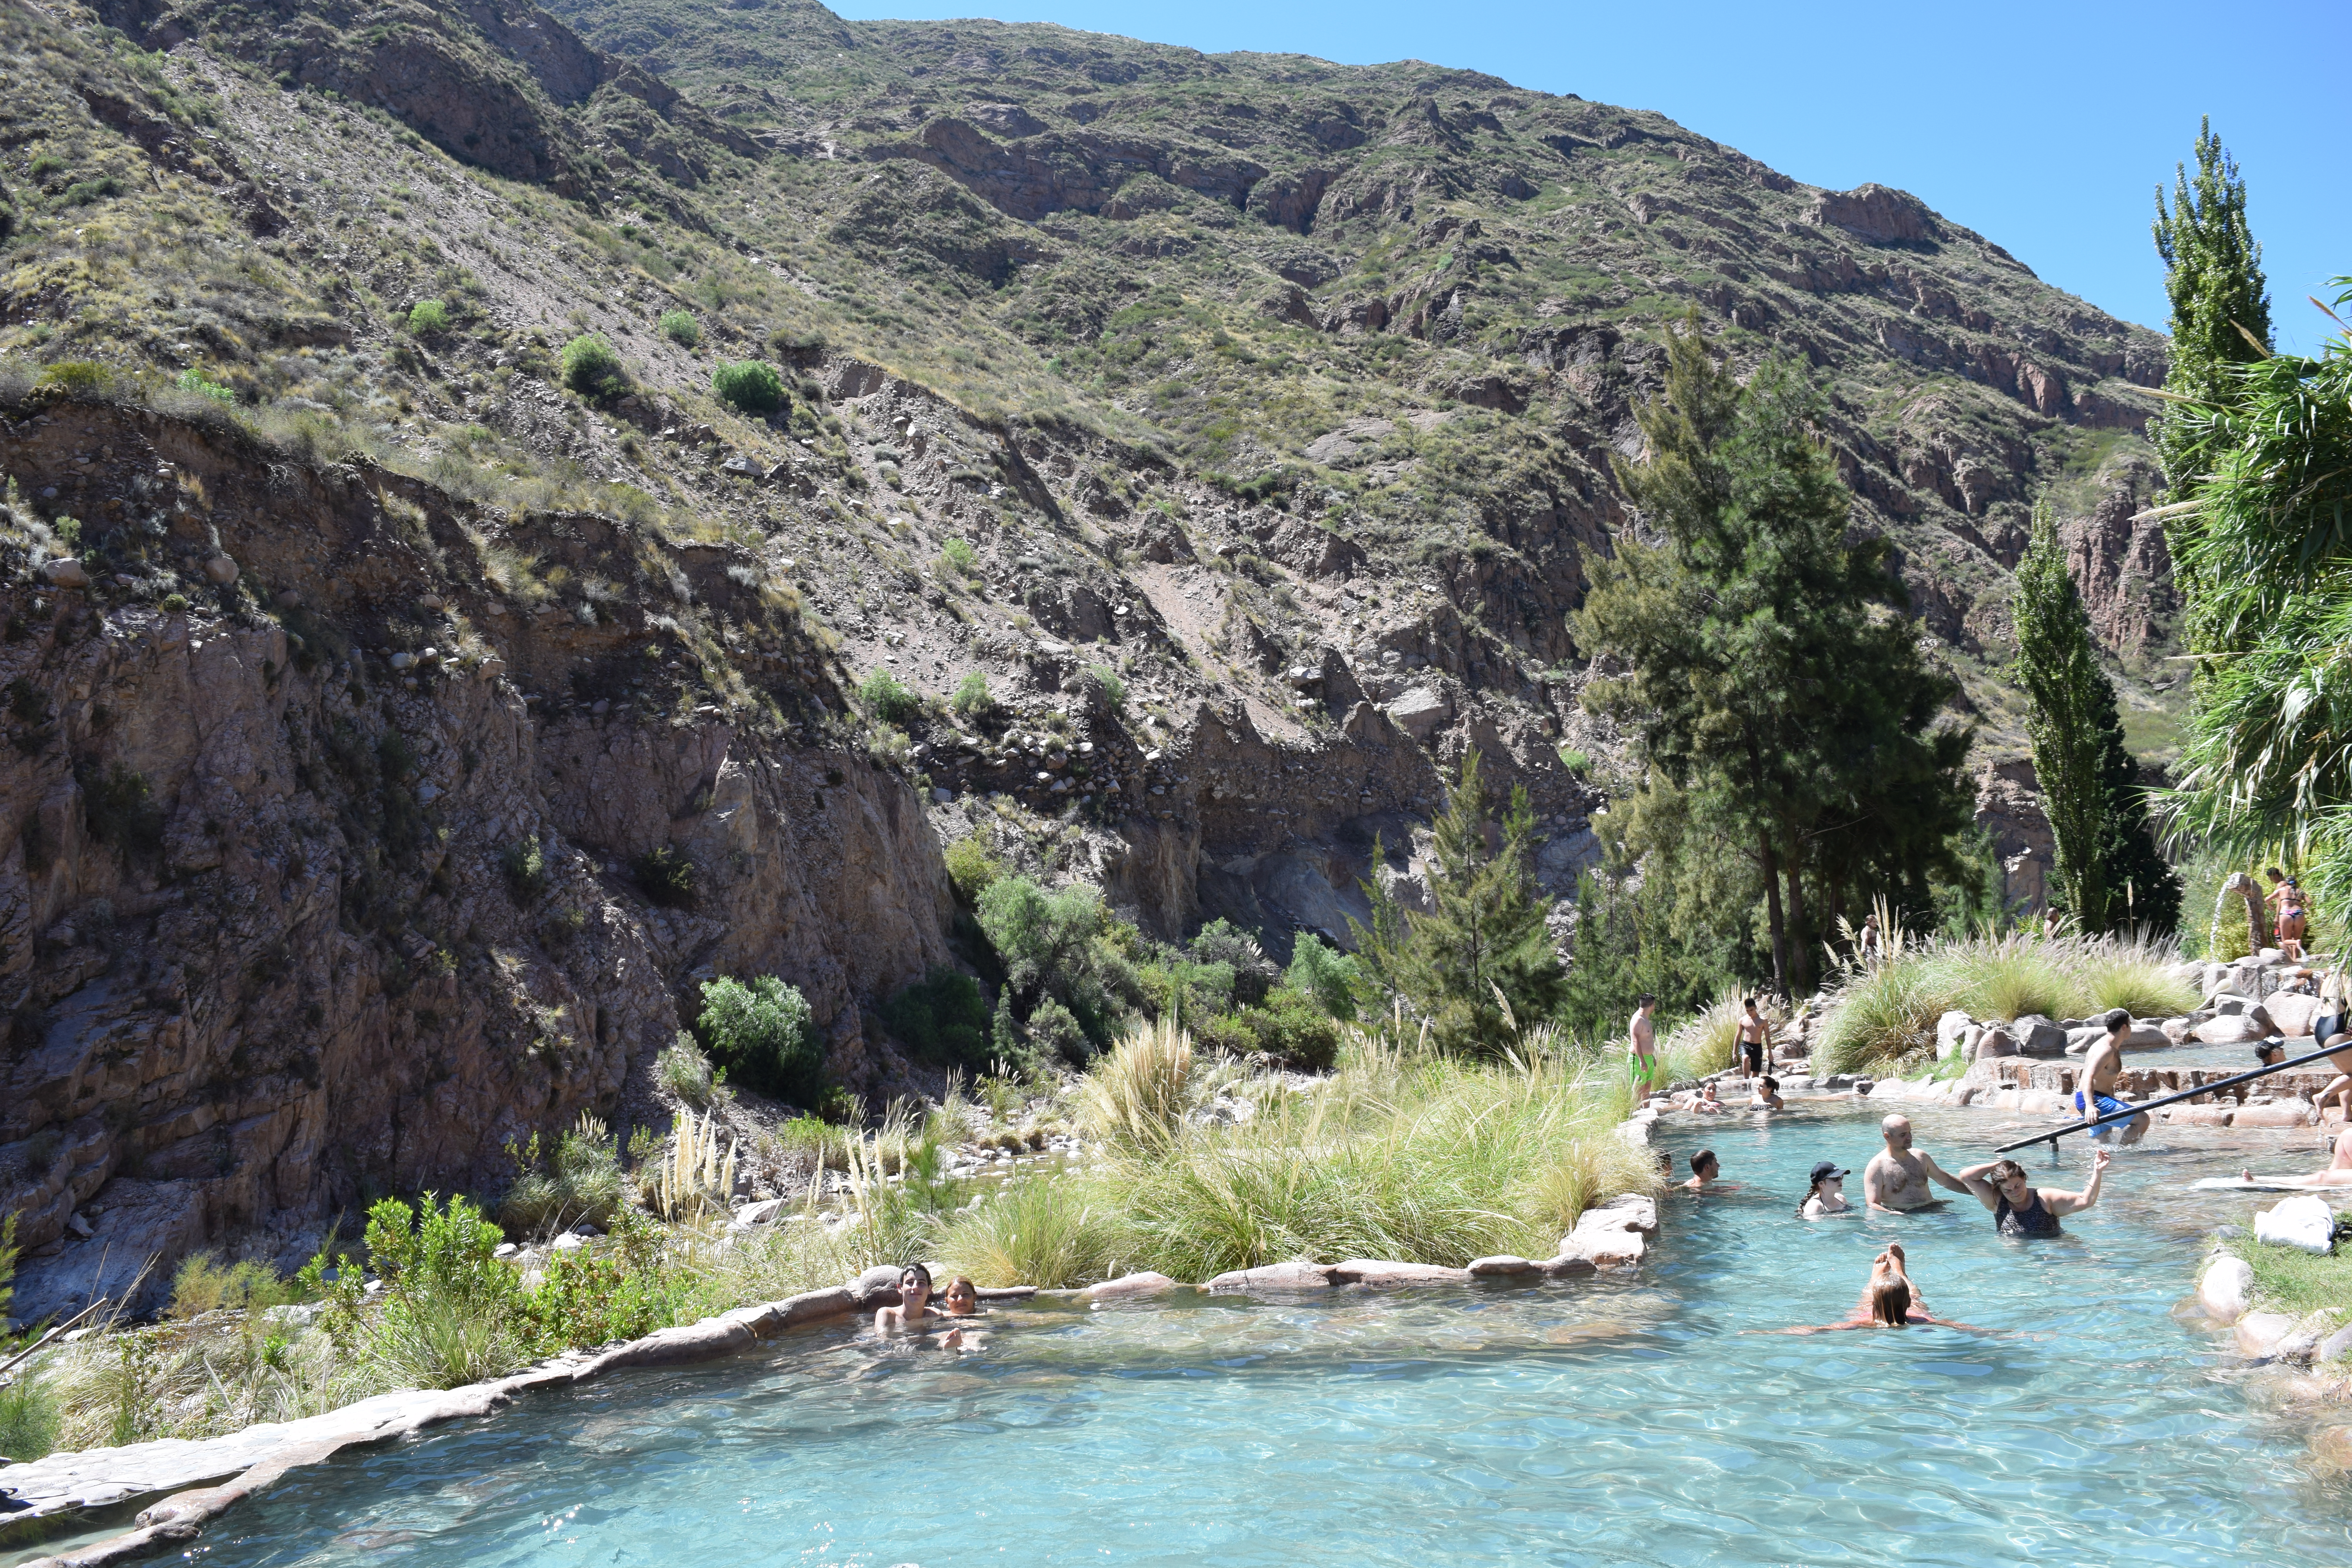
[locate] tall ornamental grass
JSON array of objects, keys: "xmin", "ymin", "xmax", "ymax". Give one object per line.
[{"xmin": 1815, "ymin": 931, "xmax": 2199, "ymax": 1073}]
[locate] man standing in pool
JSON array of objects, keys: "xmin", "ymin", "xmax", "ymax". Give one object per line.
[
  {"xmin": 1954, "ymin": 1148, "xmax": 2111, "ymax": 1236},
  {"xmin": 1862, "ymin": 1114, "xmax": 1973, "ymax": 1212},
  {"xmin": 2076, "ymin": 1008, "xmax": 2150, "ymax": 1143}
]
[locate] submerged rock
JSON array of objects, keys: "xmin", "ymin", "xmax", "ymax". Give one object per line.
[{"xmin": 2199, "ymin": 1254, "xmax": 2254, "ymax": 1323}]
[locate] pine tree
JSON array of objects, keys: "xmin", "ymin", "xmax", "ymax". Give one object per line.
[
  {"xmin": 2012, "ymin": 502, "xmax": 2116, "ymax": 929},
  {"xmin": 2152, "ymin": 118, "xmax": 2271, "ymax": 497},
  {"xmin": 1350, "ymin": 750, "xmax": 1563, "ymax": 1056}
]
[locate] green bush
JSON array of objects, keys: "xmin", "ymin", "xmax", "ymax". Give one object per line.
[
  {"xmin": 168, "ymin": 1252, "xmax": 288, "ymax": 1319},
  {"xmin": 361, "ymin": 1193, "xmax": 525, "ymax": 1390},
  {"xmin": 940, "ymin": 538, "xmax": 980, "ymax": 575},
  {"xmin": 57, "ymin": 176, "xmax": 121, "ymax": 208},
  {"xmin": 159, "ymin": 592, "xmax": 189, "ymax": 612},
  {"xmin": 499, "ymin": 1119, "xmax": 625, "ymax": 1237},
  {"xmin": 560, "ymin": 334, "xmax": 626, "ymax": 397},
  {"xmin": 501, "ymin": 837, "xmax": 547, "ymax": 899},
  {"xmin": 879, "ymin": 965, "xmax": 992, "ymax": 1066},
  {"xmin": 174, "ymin": 368, "xmax": 235, "ymax": 404},
  {"xmin": 950, "ymin": 671, "xmax": 995, "ymax": 719},
  {"xmin": 1025, "ymin": 994, "xmax": 1092, "ymax": 1067},
  {"xmin": 406, "ymin": 299, "xmax": 450, "ymax": 335},
  {"xmin": 657, "ymin": 309, "xmax": 700, "ymax": 347},
  {"xmin": 655, "ymin": 1031, "xmax": 718, "ymax": 1104},
  {"xmin": 937, "ymin": 1175, "xmax": 1120, "ymax": 1289},
  {"xmin": 1282, "ymin": 933, "xmax": 1360, "ymax": 1020},
  {"xmin": 711, "ymin": 359, "xmax": 784, "ymax": 415},
  {"xmin": 634, "ymin": 845, "xmax": 695, "ymax": 907},
  {"xmin": 697, "ymin": 975, "xmax": 826, "ymax": 1105},
  {"xmin": 943, "ymin": 835, "xmax": 1003, "ymax": 902},
  {"xmin": 1089, "ymin": 664, "xmax": 1126, "ymax": 712},
  {"xmin": 36, "ymin": 361, "xmax": 112, "ymax": 394},
  {"xmin": 521, "ymin": 1214, "xmax": 682, "ymax": 1353},
  {"xmin": 859, "ymin": 668, "xmax": 923, "ymax": 726},
  {"xmin": 1191, "ymin": 918, "xmax": 1274, "ymax": 1005}
]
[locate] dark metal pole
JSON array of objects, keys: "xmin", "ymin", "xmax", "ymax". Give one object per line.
[{"xmin": 1990, "ymin": 1038, "xmax": 2347, "ymax": 1155}]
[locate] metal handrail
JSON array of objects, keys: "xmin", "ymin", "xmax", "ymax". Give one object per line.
[{"xmin": 1991, "ymin": 1038, "xmax": 2346, "ymax": 1154}]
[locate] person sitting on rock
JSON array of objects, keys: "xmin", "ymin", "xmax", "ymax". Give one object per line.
[
  {"xmin": 1797, "ymin": 1161, "xmax": 1856, "ymax": 1218},
  {"xmin": 1682, "ymin": 1149, "xmax": 1720, "ymax": 1192},
  {"xmin": 1767, "ymin": 1244, "xmax": 1978, "ymax": 1332},
  {"xmin": 1749, "ymin": 1075, "xmax": 1784, "ymax": 1111},
  {"xmin": 2074, "ymin": 1009, "xmax": 2150, "ymax": 1143},
  {"xmin": 1863, "ymin": 1113, "xmax": 1975, "ymax": 1212},
  {"xmin": 2244, "ymin": 1123, "xmax": 2352, "ymax": 1189},
  {"xmin": 1955, "ymin": 1149, "xmax": 2110, "ymax": 1237}
]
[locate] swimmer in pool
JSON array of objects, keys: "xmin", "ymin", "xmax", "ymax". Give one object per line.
[
  {"xmin": 1682, "ymin": 1149, "xmax": 1720, "ymax": 1192},
  {"xmin": 938, "ymin": 1274, "xmax": 984, "ymax": 1349},
  {"xmin": 1862, "ymin": 1114, "xmax": 1973, "ymax": 1212},
  {"xmin": 1749, "ymin": 1075, "xmax": 1784, "ymax": 1111},
  {"xmin": 1798, "ymin": 1161, "xmax": 1856, "ymax": 1218},
  {"xmin": 1955, "ymin": 1149, "xmax": 2109, "ymax": 1237},
  {"xmin": 1769, "ymin": 1244, "xmax": 1978, "ymax": 1332},
  {"xmin": 875, "ymin": 1263, "xmax": 944, "ymax": 1335}
]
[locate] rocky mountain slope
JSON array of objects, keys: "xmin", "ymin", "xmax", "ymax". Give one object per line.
[{"xmin": 0, "ymin": 0, "xmax": 2180, "ymax": 1316}]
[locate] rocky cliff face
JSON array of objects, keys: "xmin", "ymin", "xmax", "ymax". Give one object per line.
[{"xmin": 0, "ymin": 0, "xmax": 2184, "ymax": 1310}]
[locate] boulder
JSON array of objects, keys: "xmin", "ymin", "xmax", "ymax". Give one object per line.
[
  {"xmin": 778, "ymin": 1286, "xmax": 858, "ymax": 1328},
  {"xmin": 1541, "ymin": 1254, "xmax": 1600, "ymax": 1278},
  {"xmin": 1085, "ymin": 1271, "xmax": 1179, "ymax": 1301},
  {"xmin": 2265, "ymin": 992, "xmax": 2323, "ymax": 1038},
  {"xmin": 2320, "ymin": 1321, "xmax": 2352, "ymax": 1363},
  {"xmin": 1382, "ymin": 684, "xmax": 1450, "ymax": 741},
  {"xmin": 1333, "ymin": 1259, "xmax": 1472, "ymax": 1287},
  {"xmin": 1467, "ymin": 1255, "xmax": 1544, "ymax": 1278},
  {"xmin": 39, "ymin": 556, "xmax": 89, "ymax": 588},
  {"xmin": 2162, "ymin": 1105, "xmax": 2234, "ymax": 1127},
  {"xmin": 2161, "ymin": 1016, "xmax": 2194, "ymax": 1045},
  {"xmin": 2198, "ymin": 1254, "xmax": 2254, "ymax": 1322},
  {"xmin": 1935, "ymin": 1010, "xmax": 1974, "ymax": 1055},
  {"xmin": 1584, "ymin": 1193, "xmax": 1659, "ymax": 1233},
  {"xmin": 2009, "ymin": 1015, "xmax": 2070, "ymax": 1056},
  {"xmin": 2313, "ymin": 1426, "xmax": 2352, "ymax": 1472},
  {"xmin": 730, "ymin": 1198, "xmax": 789, "ymax": 1229},
  {"xmin": 2234, "ymin": 1310, "xmax": 2300, "ymax": 1358},
  {"xmin": 2234, "ymin": 1103, "xmax": 2317, "ymax": 1129},
  {"xmin": 2192, "ymin": 1014, "xmax": 2265, "ymax": 1046},
  {"xmin": 1203, "ymin": 1259, "xmax": 1338, "ymax": 1293},
  {"xmin": 850, "ymin": 1264, "xmax": 904, "ymax": 1307},
  {"xmin": 2254, "ymin": 1194, "xmax": 2337, "ymax": 1254},
  {"xmin": 1973, "ymin": 1027, "xmax": 2019, "ymax": 1061},
  {"xmin": 202, "ymin": 554, "xmax": 240, "ymax": 585}
]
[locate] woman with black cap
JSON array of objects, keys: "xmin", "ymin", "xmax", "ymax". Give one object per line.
[{"xmin": 1798, "ymin": 1161, "xmax": 1856, "ymax": 1218}]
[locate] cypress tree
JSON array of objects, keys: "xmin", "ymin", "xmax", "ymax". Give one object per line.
[
  {"xmin": 1351, "ymin": 750, "xmax": 1563, "ymax": 1056},
  {"xmin": 2011, "ymin": 503, "xmax": 2183, "ymax": 935},
  {"xmin": 2152, "ymin": 118, "xmax": 2271, "ymax": 496}
]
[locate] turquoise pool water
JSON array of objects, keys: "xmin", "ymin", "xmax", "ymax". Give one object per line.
[{"xmin": 191, "ymin": 1106, "xmax": 2352, "ymax": 1565}]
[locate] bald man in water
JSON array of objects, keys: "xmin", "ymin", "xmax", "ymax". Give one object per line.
[{"xmin": 1862, "ymin": 1113, "xmax": 1975, "ymax": 1212}]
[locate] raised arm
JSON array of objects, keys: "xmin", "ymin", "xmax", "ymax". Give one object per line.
[
  {"xmin": 1952, "ymin": 1162, "xmax": 2007, "ymax": 1213},
  {"xmin": 2046, "ymin": 1148, "xmax": 2112, "ymax": 1216}
]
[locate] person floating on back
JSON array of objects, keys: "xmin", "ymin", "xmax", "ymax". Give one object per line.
[
  {"xmin": 1955, "ymin": 1149, "xmax": 2110, "ymax": 1237},
  {"xmin": 1798, "ymin": 1161, "xmax": 1855, "ymax": 1218},
  {"xmin": 1737, "ymin": 996, "xmax": 1770, "ymax": 1080},
  {"xmin": 1863, "ymin": 1114, "xmax": 1973, "ymax": 1212},
  {"xmin": 1682, "ymin": 1149, "xmax": 1720, "ymax": 1192},
  {"xmin": 2074, "ymin": 1009, "xmax": 2150, "ymax": 1144},
  {"xmin": 1629, "ymin": 993, "xmax": 1660, "ymax": 1092}
]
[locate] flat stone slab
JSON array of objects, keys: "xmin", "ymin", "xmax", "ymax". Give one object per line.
[
  {"xmin": 1083, "ymin": 1272, "xmax": 1179, "ymax": 1302},
  {"xmin": 1202, "ymin": 1259, "xmax": 1338, "ymax": 1293},
  {"xmin": 1330, "ymin": 1259, "xmax": 1471, "ymax": 1288},
  {"xmin": 1467, "ymin": 1255, "xmax": 1544, "ymax": 1278}
]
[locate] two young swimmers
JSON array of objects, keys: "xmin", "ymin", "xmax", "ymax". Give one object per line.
[{"xmin": 874, "ymin": 1263, "xmax": 985, "ymax": 1349}]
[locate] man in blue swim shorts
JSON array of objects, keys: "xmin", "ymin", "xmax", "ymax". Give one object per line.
[{"xmin": 2074, "ymin": 1008, "xmax": 2150, "ymax": 1143}]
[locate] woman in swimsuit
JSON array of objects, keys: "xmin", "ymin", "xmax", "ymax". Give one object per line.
[
  {"xmin": 1797, "ymin": 1161, "xmax": 1856, "ymax": 1218},
  {"xmin": 2267, "ymin": 868, "xmax": 2308, "ymax": 960},
  {"xmin": 1955, "ymin": 1149, "xmax": 2109, "ymax": 1237},
  {"xmin": 1767, "ymin": 1244, "xmax": 1978, "ymax": 1332}
]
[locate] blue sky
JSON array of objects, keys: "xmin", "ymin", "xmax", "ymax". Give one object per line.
[{"xmin": 833, "ymin": 1, "xmax": 2345, "ymax": 353}]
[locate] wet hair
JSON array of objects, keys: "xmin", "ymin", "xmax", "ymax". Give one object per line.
[
  {"xmin": 1690, "ymin": 1149, "xmax": 1717, "ymax": 1176},
  {"xmin": 1868, "ymin": 1277, "xmax": 1913, "ymax": 1328},
  {"xmin": 898, "ymin": 1262, "xmax": 934, "ymax": 1294},
  {"xmin": 1986, "ymin": 1158, "xmax": 2029, "ymax": 1186},
  {"xmin": 1760, "ymin": 1075, "xmax": 1778, "ymax": 1092},
  {"xmin": 2103, "ymin": 1007, "xmax": 2131, "ymax": 1033}
]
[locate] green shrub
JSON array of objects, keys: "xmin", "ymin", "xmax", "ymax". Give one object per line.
[
  {"xmin": 943, "ymin": 835, "xmax": 1003, "ymax": 901},
  {"xmin": 521, "ymin": 1213, "xmax": 682, "ymax": 1352},
  {"xmin": 879, "ymin": 965, "xmax": 992, "ymax": 1067},
  {"xmin": 655, "ymin": 1031, "xmax": 717, "ymax": 1104},
  {"xmin": 697, "ymin": 975, "xmax": 825, "ymax": 1105},
  {"xmin": 174, "ymin": 368, "xmax": 235, "ymax": 403},
  {"xmin": 36, "ymin": 361, "xmax": 111, "ymax": 394},
  {"xmin": 634, "ymin": 845, "xmax": 695, "ymax": 907},
  {"xmin": 858, "ymin": 668, "xmax": 923, "ymax": 726},
  {"xmin": 560, "ymin": 334, "xmax": 626, "ymax": 397},
  {"xmin": 2076, "ymin": 933, "xmax": 2199, "ymax": 1017},
  {"xmin": 1191, "ymin": 918, "xmax": 1274, "ymax": 1005},
  {"xmin": 499, "ymin": 1117, "xmax": 625, "ymax": 1237},
  {"xmin": 937, "ymin": 1175, "xmax": 1120, "ymax": 1289},
  {"xmin": 0, "ymin": 1368, "xmax": 58, "ymax": 1461},
  {"xmin": 940, "ymin": 538, "xmax": 979, "ymax": 575},
  {"xmin": 57, "ymin": 176, "xmax": 122, "ymax": 208},
  {"xmin": 362, "ymin": 1193, "xmax": 525, "ymax": 1390},
  {"xmin": 406, "ymin": 299, "xmax": 450, "ymax": 335},
  {"xmin": 657, "ymin": 309, "xmax": 700, "ymax": 347},
  {"xmin": 501, "ymin": 837, "xmax": 547, "ymax": 899},
  {"xmin": 711, "ymin": 359, "xmax": 784, "ymax": 415},
  {"xmin": 1930, "ymin": 936, "xmax": 2072, "ymax": 1023},
  {"xmin": 50, "ymin": 515, "xmax": 80, "ymax": 549},
  {"xmin": 159, "ymin": 592, "xmax": 189, "ymax": 613},
  {"xmin": 1240, "ymin": 991, "xmax": 1342, "ymax": 1069},
  {"xmin": 1282, "ymin": 933, "xmax": 1360, "ymax": 1020},
  {"xmin": 977, "ymin": 875, "xmax": 1118, "ymax": 1045},
  {"xmin": 1088, "ymin": 664, "xmax": 1126, "ymax": 712},
  {"xmin": 168, "ymin": 1252, "xmax": 287, "ymax": 1319},
  {"xmin": 950, "ymin": 670, "xmax": 995, "ymax": 719},
  {"xmin": 1025, "ymin": 995, "xmax": 1091, "ymax": 1066},
  {"xmin": 1558, "ymin": 747, "xmax": 1592, "ymax": 776}
]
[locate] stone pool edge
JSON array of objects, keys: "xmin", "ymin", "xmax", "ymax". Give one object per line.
[{"xmin": 6, "ymin": 1114, "xmax": 1670, "ymax": 1568}]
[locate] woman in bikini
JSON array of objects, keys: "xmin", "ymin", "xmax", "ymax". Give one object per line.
[
  {"xmin": 2267, "ymin": 868, "xmax": 2308, "ymax": 960},
  {"xmin": 1768, "ymin": 1244, "xmax": 1979, "ymax": 1332},
  {"xmin": 1954, "ymin": 1149, "xmax": 2109, "ymax": 1237}
]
